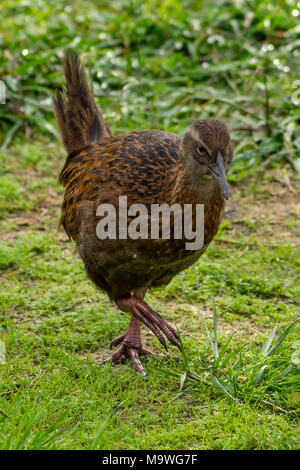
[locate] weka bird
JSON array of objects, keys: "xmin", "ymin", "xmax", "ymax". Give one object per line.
[{"xmin": 54, "ymin": 51, "xmax": 234, "ymax": 376}]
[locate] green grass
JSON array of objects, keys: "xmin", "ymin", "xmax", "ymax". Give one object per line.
[
  {"xmin": 164, "ymin": 308, "xmax": 300, "ymax": 411},
  {"xmin": 0, "ymin": 0, "xmax": 300, "ymax": 451}
]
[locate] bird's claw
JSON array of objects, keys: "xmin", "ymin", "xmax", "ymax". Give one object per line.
[
  {"xmin": 128, "ymin": 348, "xmax": 147, "ymax": 377},
  {"xmin": 100, "ymin": 344, "xmax": 152, "ymax": 377},
  {"xmin": 100, "ymin": 343, "xmax": 180, "ymax": 376}
]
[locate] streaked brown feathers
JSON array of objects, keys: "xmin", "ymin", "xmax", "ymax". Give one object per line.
[{"xmin": 54, "ymin": 50, "xmax": 111, "ymax": 155}]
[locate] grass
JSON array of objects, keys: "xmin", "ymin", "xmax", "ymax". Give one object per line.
[
  {"xmin": 164, "ymin": 308, "xmax": 300, "ymax": 411},
  {"xmin": 0, "ymin": 0, "xmax": 300, "ymax": 451}
]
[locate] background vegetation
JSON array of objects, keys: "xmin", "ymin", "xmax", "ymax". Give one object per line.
[{"xmin": 0, "ymin": 0, "xmax": 299, "ymax": 450}]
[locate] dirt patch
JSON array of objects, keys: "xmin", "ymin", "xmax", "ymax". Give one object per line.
[{"xmin": 225, "ymin": 168, "xmax": 300, "ymax": 245}]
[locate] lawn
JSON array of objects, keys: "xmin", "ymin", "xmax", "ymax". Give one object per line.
[{"xmin": 0, "ymin": 0, "xmax": 299, "ymax": 450}]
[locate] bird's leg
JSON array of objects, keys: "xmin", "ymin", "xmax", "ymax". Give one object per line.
[
  {"xmin": 117, "ymin": 295, "xmax": 181, "ymax": 352},
  {"xmin": 100, "ymin": 315, "xmax": 149, "ymax": 376},
  {"xmin": 100, "ymin": 295, "xmax": 181, "ymax": 376}
]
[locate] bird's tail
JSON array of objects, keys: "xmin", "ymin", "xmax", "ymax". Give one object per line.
[{"xmin": 54, "ymin": 50, "xmax": 111, "ymax": 155}]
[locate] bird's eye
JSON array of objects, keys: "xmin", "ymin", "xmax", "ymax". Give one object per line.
[{"xmin": 197, "ymin": 146, "xmax": 206, "ymax": 155}]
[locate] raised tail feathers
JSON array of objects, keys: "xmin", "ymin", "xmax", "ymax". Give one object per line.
[{"xmin": 54, "ymin": 50, "xmax": 111, "ymax": 155}]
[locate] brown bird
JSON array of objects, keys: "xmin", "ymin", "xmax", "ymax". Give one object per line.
[{"xmin": 54, "ymin": 51, "xmax": 234, "ymax": 376}]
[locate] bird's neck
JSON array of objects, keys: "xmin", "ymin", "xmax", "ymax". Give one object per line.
[
  {"xmin": 169, "ymin": 160, "xmax": 225, "ymax": 208},
  {"xmin": 167, "ymin": 158, "xmax": 226, "ymax": 248}
]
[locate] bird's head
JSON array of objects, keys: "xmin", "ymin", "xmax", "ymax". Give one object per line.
[{"xmin": 182, "ymin": 119, "xmax": 234, "ymax": 199}]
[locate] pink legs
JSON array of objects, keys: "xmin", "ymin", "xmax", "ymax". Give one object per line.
[{"xmin": 100, "ymin": 295, "xmax": 181, "ymax": 376}]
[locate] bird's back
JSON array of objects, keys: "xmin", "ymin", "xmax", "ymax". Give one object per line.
[{"xmin": 59, "ymin": 129, "xmax": 182, "ymax": 239}]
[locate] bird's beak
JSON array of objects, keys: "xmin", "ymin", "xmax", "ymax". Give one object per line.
[{"xmin": 211, "ymin": 152, "xmax": 229, "ymax": 200}]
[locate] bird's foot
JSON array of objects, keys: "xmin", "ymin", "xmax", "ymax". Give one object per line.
[
  {"xmin": 99, "ymin": 331, "xmax": 155, "ymax": 377},
  {"xmin": 116, "ymin": 296, "xmax": 181, "ymax": 353},
  {"xmin": 100, "ymin": 335, "xmax": 179, "ymax": 376},
  {"xmin": 100, "ymin": 297, "xmax": 181, "ymax": 376}
]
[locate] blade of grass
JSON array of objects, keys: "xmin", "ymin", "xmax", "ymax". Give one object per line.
[
  {"xmin": 268, "ymin": 319, "xmax": 300, "ymax": 356},
  {"xmin": 212, "ymin": 376, "xmax": 240, "ymax": 404},
  {"xmin": 261, "ymin": 325, "xmax": 277, "ymax": 357}
]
